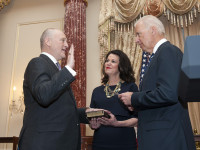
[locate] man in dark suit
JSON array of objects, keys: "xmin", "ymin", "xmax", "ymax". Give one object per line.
[
  {"xmin": 119, "ymin": 15, "xmax": 196, "ymax": 150},
  {"xmin": 18, "ymin": 28, "xmax": 90, "ymax": 150}
]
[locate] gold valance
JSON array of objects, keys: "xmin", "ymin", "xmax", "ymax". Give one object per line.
[
  {"xmin": 162, "ymin": 0, "xmax": 198, "ymax": 15},
  {"xmin": 99, "ymin": 0, "xmax": 200, "ymax": 27},
  {"xmin": 0, "ymin": 0, "xmax": 10, "ymax": 11},
  {"xmin": 162, "ymin": 0, "xmax": 200, "ymax": 27},
  {"xmin": 114, "ymin": 0, "xmax": 146, "ymax": 23}
]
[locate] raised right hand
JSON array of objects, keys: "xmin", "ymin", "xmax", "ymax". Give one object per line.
[{"xmin": 67, "ymin": 44, "xmax": 75, "ymax": 69}]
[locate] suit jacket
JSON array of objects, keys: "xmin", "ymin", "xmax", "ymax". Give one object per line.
[
  {"xmin": 132, "ymin": 41, "xmax": 195, "ymax": 150},
  {"xmin": 18, "ymin": 54, "xmax": 88, "ymax": 150}
]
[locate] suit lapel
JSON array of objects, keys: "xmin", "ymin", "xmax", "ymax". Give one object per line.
[
  {"xmin": 140, "ymin": 41, "xmax": 169, "ymax": 90},
  {"xmin": 139, "ymin": 53, "xmax": 157, "ymax": 90},
  {"xmin": 40, "ymin": 54, "xmax": 77, "ymax": 105},
  {"xmin": 40, "ymin": 54, "xmax": 59, "ymax": 71},
  {"xmin": 143, "ymin": 53, "xmax": 157, "ymax": 77}
]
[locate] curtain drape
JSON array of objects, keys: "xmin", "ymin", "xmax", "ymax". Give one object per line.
[{"xmin": 114, "ymin": 0, "xmax": 146, "ymax": 23}]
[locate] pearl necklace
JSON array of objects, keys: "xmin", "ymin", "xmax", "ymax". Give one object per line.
[{"xmin": 104, "ymin": 81, "xmax": 121, "ymax": 98}]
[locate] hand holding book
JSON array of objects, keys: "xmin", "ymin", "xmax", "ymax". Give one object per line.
[
  {"xmin": 86, "ymin": 109, "xmax": 111, "ymax": 120},
  {"xmin": 86, "ymin": 109, "xmax": 121, "ymax": 129},
  {"xmin": 97, "ymin": 110, "xmax": 119, "ymax": 127},
  {"xmin": 86, "ymin": 109, "xmax": 112, "ymax": 130}
]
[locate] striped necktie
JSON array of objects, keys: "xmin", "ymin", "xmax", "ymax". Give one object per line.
[{"xmin": 56, "ymin": 62, "xmax": 61, "ymax": 71}]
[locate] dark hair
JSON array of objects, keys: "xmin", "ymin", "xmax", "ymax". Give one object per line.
[{"xmin": 101, "ymin": 50, "xmax": 135, "ymax": 84}]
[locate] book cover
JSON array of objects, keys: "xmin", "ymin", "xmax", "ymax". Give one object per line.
[{"xmin": 86, "ymin": 110, "xmax": 110, "ymax": 119}]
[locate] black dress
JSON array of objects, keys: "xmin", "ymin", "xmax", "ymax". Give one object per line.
[{"xmin": 90, "ymin": 82, "xmax": 138, "ymax": 150}]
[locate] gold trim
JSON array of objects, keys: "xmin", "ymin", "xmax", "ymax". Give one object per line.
[
  {"xmin": 64, "ymin": 0, "xmax": 88, "ymax": 7},
  {"xmin": 0, "ymin": 0, "xmax": 11, "ymax": 11}
]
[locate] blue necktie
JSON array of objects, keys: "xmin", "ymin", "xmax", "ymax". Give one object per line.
[
  {"xmin": 56, "ymin": 62, "xmax": 61, "ymax": 71},
  {"xmin": 139, "ymin": 52, "xmax": 155, "ymax": 85},
  {"xmin": 147, "ymin": 53, "xmax": 155, "ymax": 67}
]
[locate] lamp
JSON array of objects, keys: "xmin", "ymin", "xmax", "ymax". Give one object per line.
[{"xmin": 9, "ymin": 86, "xmax": 25, "ymax": 116}]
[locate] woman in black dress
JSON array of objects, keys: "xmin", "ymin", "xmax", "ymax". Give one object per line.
[{"xmin": 89, "ymin": 50, "xmax": 138, "ymax": 150}]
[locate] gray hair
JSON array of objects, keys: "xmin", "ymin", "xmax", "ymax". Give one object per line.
[
  {"xmin": 40, "ymin": 28, "xmax": 56, "ymax": 49},
  {"xmin": 135, "ymin": 15, "xmax": 165, "ymax": 35}
]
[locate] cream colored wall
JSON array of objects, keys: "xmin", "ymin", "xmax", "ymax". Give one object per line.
[
  {"xmin": 0, "ymin": 0, "xmax": 100, "ymax": 145},
  {"xmin": 86, "ymin": 0, "xmax": 101, "ymax": 136}
]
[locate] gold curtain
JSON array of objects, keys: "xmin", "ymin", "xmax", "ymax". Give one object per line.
[
  {"xmin": 114, "ymin": 0, "xmax": 146, "ymax": 23},
  {"xmin": 0, "ymin": 0, "xmax": 11, "ymax": 11},
  {"xmin": 98, "ymin": 0, "xmax": 200, "ymax": 134},
  {"xmin": 162, "ymin": 0, "xmax": 200, "ymax": 27},
  {"xmin": 162, "ymin": 0, "xmax": 198, "ymax": 14}
]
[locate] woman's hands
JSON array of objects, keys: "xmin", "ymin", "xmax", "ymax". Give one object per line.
[
  {"xmin": 97, "ymin": 110, "xmax": 118, "ymax": 127},
  {"xmin": 88, "ymin": 110, "xmax": 119, "ymax": 129}
]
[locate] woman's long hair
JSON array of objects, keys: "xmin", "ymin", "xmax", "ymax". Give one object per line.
[{"xmin": 102, "ymin": 50, "xmax": 135, "ymax": 84}]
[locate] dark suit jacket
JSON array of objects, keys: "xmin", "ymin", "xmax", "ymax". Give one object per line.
[
  {"xmin": 131, "ymin": 41, "xmax": 195, "ymax": 150},
  {"xmin": 18, "ymin": 54, "xmax": 88, "ymax": 150}
]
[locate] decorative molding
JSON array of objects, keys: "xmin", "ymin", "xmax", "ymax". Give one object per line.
[{"xmin": 64, "ymin": 0, "xmax": 88, "ymax": 7}]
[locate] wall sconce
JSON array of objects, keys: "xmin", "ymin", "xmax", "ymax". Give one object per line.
[{"xmin": 9, "ymin": 86, "xmax": 25, "ymax": 116}]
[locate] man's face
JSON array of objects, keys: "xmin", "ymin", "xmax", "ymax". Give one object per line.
[
  {"xmin": 50, "ymin": 30, "xmax": 68, "ymax": 61},
  {"xmin": 135, "ymin": 22, "xmax": 154, "ymax": 53}
]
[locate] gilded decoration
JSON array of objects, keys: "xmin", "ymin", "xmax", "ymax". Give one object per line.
[
  {"xmin": 64, "ymin": 0, "xmax": 88, "ymax": 7},
  {"xmin": 144, "ymin": 0, "xmax": 164, "ymax": 17},
  {"xmin": 0, "ymin": 0, "xmax": 11, "ymax": 11}
]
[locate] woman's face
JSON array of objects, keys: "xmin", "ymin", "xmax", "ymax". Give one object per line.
[{"xmin": 104, "ymin": 54, "xmax": 120, "ymax": 77}]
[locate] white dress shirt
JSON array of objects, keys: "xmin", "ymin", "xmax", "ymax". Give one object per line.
[
  {"xmin": 41, "ymin": 52, "xmax": 76, "ymax": 76},
  {"xmin": 153, "ymin": 38, "xmax": 167, "ymax": 54}
]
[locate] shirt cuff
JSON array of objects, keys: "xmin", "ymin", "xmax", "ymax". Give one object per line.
[{"xmin": 65, "ymin": 65, "xmax": 77, "ymax": 76}]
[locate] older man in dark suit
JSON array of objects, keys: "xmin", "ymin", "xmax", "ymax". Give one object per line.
[
  {"xmin": 119, "ymin": 15, "xmax": 196, "ymax": 150},
  {"xmin": 18, "ymin": 28, "xmax": 90, "ymax": 150}
]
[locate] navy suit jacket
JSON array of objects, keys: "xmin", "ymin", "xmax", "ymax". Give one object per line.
[
  {"xmin": 18, "ymin": 54, "xmax": 88, "ymax": 150},
  {"xmin": 131, "ymin": 41, "xmax": 195, "ymax": 150}
]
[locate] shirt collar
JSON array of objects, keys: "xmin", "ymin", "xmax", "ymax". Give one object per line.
[
  {"xmin": 153, "ymin": 38, "xmax": 167, "ymax": 54},
  {"xmin": 41, "ymin": 52, "xmax": 57, "ymax": 64}
]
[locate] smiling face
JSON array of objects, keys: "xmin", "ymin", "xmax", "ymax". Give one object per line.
[
  {"xmin": 135, "ymin": 21, "xmax": 154, "ymax": 53},
  {"xmin": 104, "ymin": 54, "xmax": 120, "ymax": 77}
]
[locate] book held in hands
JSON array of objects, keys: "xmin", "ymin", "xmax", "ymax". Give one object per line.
[{"xmin": 86, "ymin": 110, "xmax": 110, "ymax": 120}]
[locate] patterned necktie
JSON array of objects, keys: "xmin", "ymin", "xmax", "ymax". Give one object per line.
[
  {"xmin": 56, "ymin": 62, "xmax": 61, "ymax": 71},
  {"xmin": 146, "ymin": 53, "xmax": 155, "ymax": 67},
  {"xmin": 139, "ymin": 52, "xmax": 155, "ymax": 85},
  {"xmin": 139, "ymin": 52, "xmax": 150, "ymax": 84}
]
